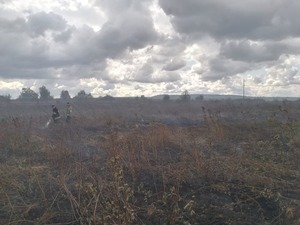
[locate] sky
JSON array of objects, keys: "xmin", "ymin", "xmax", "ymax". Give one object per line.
[{"xmin": 1, "ymin": 0, "xmax": 300, "ymax": 98}]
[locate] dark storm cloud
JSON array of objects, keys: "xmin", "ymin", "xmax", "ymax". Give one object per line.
[
  {"xmin": 95, "ymin": 11, "xmax": 158, "ymax": 58},
  {"xmin": 158, "ymin": 0, "xmax": 300, "ymax": 40},
  {"xmin": 202, "ymin": 57, "xmax": 253, "ymax": 81},
  {"xmin": 94, "ymin": 0, "xmax": 158, "ymax": 58},
  {"xmin": 0, "ymin": 1, "xmax": 160, "ymax": 80},
  {"xmin": 157, "ymin": 0, "xmax": 300, "ymax": 82},
  {"xmin": 53, "ymin": 27, "xmax": 74, "ymax": 42},
  {"xmin": 27, "ymin": 12, "xmax": 67, "ymax": 36},
  {"xmin": 0, "ymin": 12, "xmax": 75, "ymax": 79},
  {"xmin": 0, "ymin": 17, "xmax": 26, "ymax": 33},
  {"xmin": 220, "ymin": 40, "xmax": 282, "ymax": 62},
  {"xmin": 201, "ymin": 39, "xmax": 300, "ymax": 81}
]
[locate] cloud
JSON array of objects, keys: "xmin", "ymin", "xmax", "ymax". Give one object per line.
[
  {"xmin": 220, "ymin": 40, "xmax": 280, "ymax": 63},
  {"xmin": 163, "ymin": 58, "xmax": 186, "ymax": 71},
  {"xmin": 266, "ymin": 55, "xmax": 300, "ymax": 86},
  {"xmin": 202, "ymin": 57, "xmax": 253, "ymax": 81},
  {"xmin": 93, "ymin": 1, "xmax": 159, "ymax": 59},
  {"xmin": 95, "ymin": 12, "xmax": 158, "ymax": 58},
  {"xmin": 0, "ymin": 80, "xmax": 23, "ymax": 97},
  {"xmin": 158, "ymin": 0, "xmax": 300, "ymax": 40},
  {"xmin": 132, "ymin": 62, "xmax": 181, "ymax": 83},
  {"xmin": 1, "ymin": 0, "xmax": 300, "ymax": 98},
  {"xmin": 220, "ymin": 40, "xmax": 300, "ymax": 63},
  {"xmin": 53, "ymin": 27, "xmax": 74, "ymax": 42},
  {"xmin": 0, "ymin": 13, "xmax": 74, "ymax": 78},
  {"xmin": 0, "ymin": 0, "xmax": 160, "ymax": 83},
  {"xmin": 27, "ymin": 12, "xmax": 67, "ymax": 36}
]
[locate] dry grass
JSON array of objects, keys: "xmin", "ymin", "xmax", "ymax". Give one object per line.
[{"xmin": 0, "ymin": 99, "xmax": 299, "ymax": 225}]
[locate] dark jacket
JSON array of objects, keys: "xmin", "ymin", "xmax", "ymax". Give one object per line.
[{"xmin": 52, "ymin": 107, "xmax": 60, "ymax": 120}]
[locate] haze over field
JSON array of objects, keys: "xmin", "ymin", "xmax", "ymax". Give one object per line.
[{"xmin": 1, "ymin": 0, "xmax": 300, "ymax": 98}]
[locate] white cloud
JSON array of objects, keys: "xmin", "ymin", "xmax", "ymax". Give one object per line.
[{"xmin": 0, "ymin": 79, "xmax": 37, "ymax": 98}]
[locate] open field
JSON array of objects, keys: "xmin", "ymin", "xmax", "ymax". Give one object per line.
[{"xmin": 0, "ymin": 99, "xmax": 300, "ymax": 224}]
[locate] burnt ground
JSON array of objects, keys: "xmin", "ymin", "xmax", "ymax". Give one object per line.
[{"xmin": 0, "ymin": 99, "xmax": 300, "ymax": 224}]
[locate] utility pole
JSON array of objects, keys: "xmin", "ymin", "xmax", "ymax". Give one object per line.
[{"xmin": 243, "ymin": 79, "xmax": 245, "ymax": 99}]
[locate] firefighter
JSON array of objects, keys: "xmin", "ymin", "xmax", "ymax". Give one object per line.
[{"xmin": 52, "ymin": 105, "xmax": 61, "ymax": 123}]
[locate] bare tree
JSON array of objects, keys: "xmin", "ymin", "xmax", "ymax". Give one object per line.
[{"xmin": 180, "ymin": 90, "xmax": 191, "ymax": 102}]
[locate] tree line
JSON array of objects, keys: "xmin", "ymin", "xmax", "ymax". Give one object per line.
[
  {"xmin": 0, "ymin": 87, "xmax": 204, "ymax": 102},
  {"xmin": 0, "ymin": 86, "xmax": 93, "ymax": 101}
]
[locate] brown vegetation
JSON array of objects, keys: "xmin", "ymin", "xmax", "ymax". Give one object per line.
[{"xmin": 0, "ymin": 99, "xmax": 299, "ymax": 224}]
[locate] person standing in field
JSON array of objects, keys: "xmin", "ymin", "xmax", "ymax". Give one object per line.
[
  {"xmin": 66, "ymin": 102, "xmax": 72, "ymax": 123},
  {"xmin": 52, "ymin": 105, "xmax": 61, "ymax": 123}
]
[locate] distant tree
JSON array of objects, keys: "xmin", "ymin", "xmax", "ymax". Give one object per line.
[
  {"xmin": 18, "ymin": 88, "xmax": 38, "ymax": 101},
  {"xmin": 140, "ymin": 95, "xmax": 147, "ymax": 100},
  {"xmin": 60, "ymin": 90, "xmax": 71, "ymax": 99},
  {"xmin": 180, "ymin": 90, "xmax": 191, "ymax": 102},
  {"xmin": 39, "ymin": 85, "xmax": 53, "ymax": 100},
  {"xmin": 102, "ymin": 95, "xmax": 115, "ymax": 101},
  {"xmin": 195, "ymin": 95, "xmax": 204, "ymax": 101},
  {"xmin": 74, "ymin": 90, "xmax": 93, "ymax": 99},
  {"xmin": 163, "ymin": 94, "xmax": 170, "ymax": 101},
  {"xmin": 0, "ymin": 94, "xmax": 11, "ymax": 103}
]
